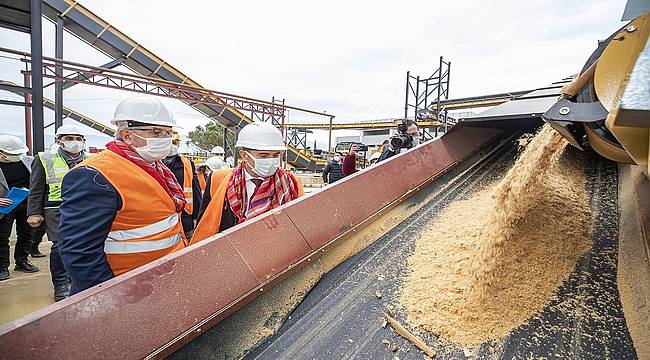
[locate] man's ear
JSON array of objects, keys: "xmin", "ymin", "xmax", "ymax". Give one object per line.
[
  {"xmin": 238, "ymin": 149, "xmax": 247, "ymax": 162},
  {"xmin": 119, "ymin": 129, "xmax": 132, "ymax": 144}
]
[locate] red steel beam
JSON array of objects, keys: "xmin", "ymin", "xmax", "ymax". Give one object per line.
[
  {"xmin": 36, "ymin": 59, "xmax": 285, "ymax": 121},
  {"xmin": 0, "ymin": 124, "xmax": 506, "ymax": 359},
  {"xmin": 0, "ymin": 47, "xmax": 333, "ymax": 124}
]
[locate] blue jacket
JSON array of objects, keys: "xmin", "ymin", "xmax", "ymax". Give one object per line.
[{"xmin": 59, "ymin": 166, "xmax": 121, "ymax": 294}]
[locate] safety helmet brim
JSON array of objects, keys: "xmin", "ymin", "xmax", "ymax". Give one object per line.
[
  {"xmin": 235, "ymin": 142, "xmax": 286, "ymax": 151},
  {"xmin": 2, "ymin": 145, "xmax": 29, "ymax": 155}
]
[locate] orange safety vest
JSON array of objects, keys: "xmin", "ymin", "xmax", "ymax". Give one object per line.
[
  {"xmin": 190, "ymin": 169, "xmax": 304, "ymax": 245},
  {"xmin": 79, "ymin": 150, "xmax": 186, "ymax": 276},
  {"xmin": 197, "ymin": 168, "xmax": 207, "ymax": 193},
  {"xmin": 179, "ymin": 156, "xmax": 194, "ymax": 215}
]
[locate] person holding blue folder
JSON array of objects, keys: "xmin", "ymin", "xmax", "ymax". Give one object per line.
[{"xmin": 0, "ymin": 135, "xmax": 39, "ymax": 281}]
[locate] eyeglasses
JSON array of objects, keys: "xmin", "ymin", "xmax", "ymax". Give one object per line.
[{"xmin": 128, "ymin": 127, "xmax": 173, "ymax": 138}]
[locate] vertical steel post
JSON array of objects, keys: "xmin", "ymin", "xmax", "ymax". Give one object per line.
[
  {"xmin": 436, "ymin": 56, "xmax": 442, "ymax": 123},
  {"xmin": 444, "ymin": 62, "xmax": 450, "ymax": 128},
  {"xmin": 404, "ymin": 71, "xmax": 410, "ymax": 120},
  {"xmin": 415, "ymin": 76, "xmax": 420, "ymax": 121},
  {"xmin": 222, "ymin": 126, "xmax": 228, "ymax": 157},
  {"xmin": 55, "ymin": 16, "xmax": 64, "ymax": 130},
  {"xmin": 446, "ymin": 61, "xmax": 451, "ymax": 101},
  {"xmin": 23, "ymin": 70, "xmax": 33, "ymax": 155},
  {"xmin": 233, "ymin": 127, "xmax": 240, "ymax": 166},
  {"xmin": 30, "ymin": 0, "xmax": 44, "ymax": 153},
  {"xmin": 423, "ymin": 78, "xmax": 429, "ymax": 111},
  {"xmin": 327, "ymin": 116, "xmax": 333, "ymax": 155}
]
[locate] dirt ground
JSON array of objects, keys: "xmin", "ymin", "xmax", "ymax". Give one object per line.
[{"xmin": 0, "ymin": 226, "xmax": 55, "ymax": 325}]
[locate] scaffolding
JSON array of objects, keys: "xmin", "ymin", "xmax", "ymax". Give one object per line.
[{"xmin": 404, "ymin": 56, "xmax": 451, "ymax": 140}]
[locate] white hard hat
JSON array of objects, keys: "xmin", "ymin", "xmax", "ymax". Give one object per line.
[
  {"xmin": 211, "ymin": 146, "xmax": 225, "ymax": 155},
  {"xmin": 205, "ymin": 156, "xmax": 223, "ymax": 171},
  {"xmin": 235, "ymin": 122, "xmax": 285, "ymax": 151},
  {"xmin": 55, "ymin": 124, "xmax": 85, "ymax": 138},
  {"xmin": 111, "ymin": 97, "xmax": 176, "ymax": 127},
  {"xmin": 0, "ymin": 135, "xmax": 29, "ymax": 155}
]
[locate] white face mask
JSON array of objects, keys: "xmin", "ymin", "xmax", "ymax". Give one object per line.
[
  {"xmin": 168, "ymin": 144, "xmax": 179, "ymax": 157},
  {"xmin": 1, "ymin": 153, "xmax": 22, "ymax": 163},
  {"xmin": 132, "ymin": 133, "xmax": 172, "ymax": 163},
  {"xmin": 215, "ymin": 155, "xmax": 224, "ymax": 162},
  {"xmin": 333, "ymin": 156, "xmax": 341, "ymax": 162},
  {"xmin": 245, "ymin": 151, "xmax": 280, "ymax": 178},
  {"xmin": 61, "ymin": 140, "xmax": 84, "ymax": 153}
]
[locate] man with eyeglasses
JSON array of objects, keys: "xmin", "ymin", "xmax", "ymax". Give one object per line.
[
  {"xmin": 191, "ymin": 122, "xmax": 304, "ymax": 244},
  {"xmin": 27, "ymin": 124, "xmax": 92, "ymax": 301},
  {"xmin": 58, "ymin": 97, "xmax": 186, "ymax": 294}
]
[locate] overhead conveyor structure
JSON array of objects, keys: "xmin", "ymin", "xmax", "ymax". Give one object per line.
[
  {"xmin": 0, "ymin": 80, "xmax": 116, "ymax": 137},
  {"xmin": 283, "ymin": 119, "xmax": 446, "ymax": 130},
  {"xmin": 33, "ymin": 0, "xmax": 327, "ymax": 170},
  {"xmin": 435, "ymin": 82, "xmax": 570, "ymax": 111}
]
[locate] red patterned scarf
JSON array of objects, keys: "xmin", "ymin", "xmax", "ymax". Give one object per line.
[
  {"xmin": 106, "ymin": 140, "xmax": 187, "ymax": 212},
  {"xmin": 226, "ymin": 162, "xmax": 299, "ymax": 223}
]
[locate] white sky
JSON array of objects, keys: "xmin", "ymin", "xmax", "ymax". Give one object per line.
[{"xmin": 0, "ymin": 0, "xmax": 629, "ymax": 150}]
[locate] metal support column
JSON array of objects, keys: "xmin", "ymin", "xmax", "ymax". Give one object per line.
[
  {"xmin": 327, "ymin": 116, "xmax": 333, "ymax": 154},
  {"xmin": 233, "ymin": 127, "xmax": 240, "ymax": 166},
  {"xmin": 54, "ymin": 16, "xmax": 64, "ymax": 130},
  {"xmin": 222, "ymin": 126, "xmax": 228, "ymax": 157},
  {"xmin": 414, "ymin": 76, "xmax": 420, "ymax": 121},
  {"xmin": 404, "ymin": 71, "xmax": 410, "ymax": 119},
  {"xmin": 23, "ymin": 70, "xmax": 33, "ymax": 155},
  {"xmin": 435, "ymin": 57, "xmax": 442, "ymax": 119},
  {"xmin": 30, "ymin": 0, "xmax": 45, "ymax": 153}
]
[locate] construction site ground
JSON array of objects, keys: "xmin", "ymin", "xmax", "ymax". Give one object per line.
[{"xmin": 0, "ymin": 231, "xmax": 54, "ymax": 325}]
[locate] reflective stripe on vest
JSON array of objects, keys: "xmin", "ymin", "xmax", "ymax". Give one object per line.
[
  {"xmin": 107, "ymin": 213, "xmax": 180, "ymax": 241},
  {"xmin": 180, "ymin": 156, "xmax": 193, "ymax": 214},
  {"xmin": 105, "ymin": 233, "xmax": 183, "ymax": 254}
]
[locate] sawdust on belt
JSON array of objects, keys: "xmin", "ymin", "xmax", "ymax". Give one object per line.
[{"xmin": 401, "ymin": 125, "xmax": 593, "ymax": 346}]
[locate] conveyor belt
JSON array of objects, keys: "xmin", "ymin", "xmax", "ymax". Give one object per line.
[{"xmin": 239, "ymin": 148, "xmax": 635, "ymax": 359}]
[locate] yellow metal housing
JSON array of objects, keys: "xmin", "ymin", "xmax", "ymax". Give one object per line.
[{"xmin": 595, "ymin": 12, "xmax": 650, "ymax": 176}]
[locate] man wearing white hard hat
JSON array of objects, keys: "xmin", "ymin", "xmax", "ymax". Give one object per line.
[
  {"xmin": 0, "ymin": 135, "xmax": 38, "ymax": 281},
  {"xmin": 58, "ymin": 97, "xmax": 186, "ymax": 294},
  {"xmin": 27, "ymin": 124, "xmax": 91, "ymax": 300},
  {"xmin": 211, "ymin": 146, "xmax": 225, "ymax": 157},
  {"xmin": 205, "ymin": 146, "xmax": 230, "ymax": 171},
  {"xmin": 191, "ymin": 122, "xmax": 304, "ymax": 244}
]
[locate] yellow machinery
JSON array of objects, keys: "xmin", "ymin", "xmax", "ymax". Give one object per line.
[{"xmin": 543, "ymin": 11, "xmax": 650, "ymax": 177}]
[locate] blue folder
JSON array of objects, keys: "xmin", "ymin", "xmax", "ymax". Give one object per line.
[{"xmin": 0, "ymin": 187, "xmax": 29, "ymax": 214}]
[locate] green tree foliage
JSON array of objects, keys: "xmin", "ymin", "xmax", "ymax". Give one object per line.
[{"xmin": 187, "ymin": 121, "xmax": 235, "ymax": 153}]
